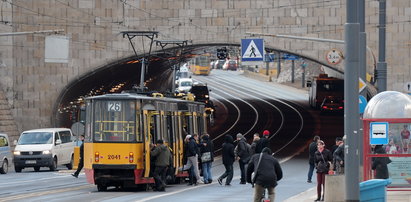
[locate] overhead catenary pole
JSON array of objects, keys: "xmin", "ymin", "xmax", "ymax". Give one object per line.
[
  {"xmin": 358, "ymin": 0, "xmax": 366, "ymax": 176},
  {"xmin": 155, "ymin": 40, "xmax": 188, "ymax": 94},
  {"xmin": 345, "ymin": 0, "xmax": 360, "ymax": 201},
  {"xmin": 121, "ymin": 31, "xmax": 158, "ymax": 92},
  {"xmin": 376, "ymin": 0, "xmax": 387, "ymax": 92}
]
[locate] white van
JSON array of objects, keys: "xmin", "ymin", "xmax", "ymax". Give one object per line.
[
  {"xmin": 13, "ymin": 128, "xmax": 75, "ymax": 172},
  {"xmin": 0, "ymin": 133, "xmax": 12, "ymax": 174},
  {"xmin": 176, "ymin": 78, "xmax": 193, "ymax": 93}
]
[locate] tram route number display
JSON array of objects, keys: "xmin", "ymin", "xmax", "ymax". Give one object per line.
[
  {"xmin": 108, "ymin": 155, "xmax": 121, "ymax": 160},
  {"xmin": 108, "ymin": 102, "xmax": 122, "ymax": 112}
]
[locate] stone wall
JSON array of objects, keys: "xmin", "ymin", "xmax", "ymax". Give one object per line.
[{"xmin": 1, "ymin": 0, "xmax": 410, "ymax": 132}]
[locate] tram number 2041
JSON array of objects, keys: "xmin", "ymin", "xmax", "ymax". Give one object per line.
[
  {"xmin": 108, "ymin": 155, "xmax": 121, "ymax": 160},
  {"xmin": 108, "ymin": 102, "xmax": 121, "ymax": 112}
]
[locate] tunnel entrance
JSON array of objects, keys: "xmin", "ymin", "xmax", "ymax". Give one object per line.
[{"xmin": 53, "ymin": 43, "xmax": 338, "ymax": 128}]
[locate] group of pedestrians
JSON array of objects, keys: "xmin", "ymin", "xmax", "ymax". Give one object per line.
[{"xmin": 307, "ymin": 135, "xmax": 345, "ymax": 202}]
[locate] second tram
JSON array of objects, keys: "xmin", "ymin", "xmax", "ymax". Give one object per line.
[{"xmin": 191, "ymin": 55, "xmax": 211, "ymax": 75}]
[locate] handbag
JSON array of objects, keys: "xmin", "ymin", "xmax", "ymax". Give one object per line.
[
  {"xmin": 316, "ymin": 152, "xmax": 329, "ymax": 173},
  {"xmin": 201, "ymin": 152, "xmax": 211, "ymax": 162}
]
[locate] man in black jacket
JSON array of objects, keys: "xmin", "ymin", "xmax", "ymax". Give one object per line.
[
  {"xmin": 235, "ymin": 133, "xmax": 250, "ymax": 184},
  {"xmin": 255, "ymin": 130, "xmax": 270, "ymax": 154},
  {"xmin": 307, "ymin": 135, "xmax": 320, "ymax": 183},
  {"xmin": 247, "ymin": 147, "xmax": 283, "ymax": 202},
  {"xmin": 150, "ymin": 139, "xmax": 172, "ymax": 191},
  {"xmin": 72, "ymin": 135, "xmax": 85, "ymax": 178},
  {"xmin": 218, "ymin": 135, "xmax": 235, "ymax": 186}
]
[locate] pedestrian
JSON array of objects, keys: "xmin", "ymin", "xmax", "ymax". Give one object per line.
[
  {"xmin": 333, "ymin": 137, "xmax": 344, "ymax": 174},
  {"xmin": 372, "ymin": 145, "xmax": 391, "ymax": 179},
  {"xmin": 181, "ymin": 134, "xmax": 201, "ymax": 185},
  {"xmin": 72, "ymin": 135, "xmax": 85, "ymax": 178},
  {"xmin": 218, "ymin": 134, "xmax": 235, "ymax": 186},
  {"xmin": 182, "ymin": 135, "xmax": 195, "ymax": 185},
  {"xmin": 255, "ymin": 130, "xmax": 270, "ymax": 153},
  {"xmin": 314, "ymin": 140, "xmax": 333, "ymax": 202},
  {"xmin": 235, "ymin": 133, "xmax": 251, "ymax": 184},
  {"xmin": 246, "ymin": 147, "xmax": 283, "ymax": 202},
  {"xmin": 401, "ymin": 125, "xmax": 410, "ymax": 153},
  {"xmin": 331, "ymin": 137, "xmax": 342, "ymax": 155},
  {"xmin": 250, "ymin": 133, "xmax": 260, "ymax": 156},
  {"xmin": 150, "ymin": 139, "xmax": 172, "ymax": 191},
  {"xmin": 200, "ymin": 134, "xmax": 214, "ymax": 184},
  {"xmin": 307, "ymin": 135, "xmax": 320, "ymax": 183}
]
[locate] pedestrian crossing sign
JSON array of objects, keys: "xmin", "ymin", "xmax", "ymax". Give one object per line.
[{"xmin": 241, "ymin": 38, "xmax": 264, "ymax": 62}]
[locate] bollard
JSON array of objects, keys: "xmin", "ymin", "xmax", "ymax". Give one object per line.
[{"xmin": 325, "ymin": 174, "xmax": 346, "ymax": 202}]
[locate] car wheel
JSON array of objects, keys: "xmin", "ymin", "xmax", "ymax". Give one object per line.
[
  {"xmin": 97, "ymin": 184, "xmax": 107, "ymax": 192},
  {"xmin": 66, "ymin": 155, "xmax": 74, "ymax": 170},
  {"xmin": 49, "ymin": 157, "xmax": 57, "ymax": 171},
  {"xmin": 15, "ymin": 166, "xmax": 22, "ymax": 173},
  {"xmin": 34, "ymin": 166, "xmax": 40, "ymax": 172},
  {"xmin": 0, "ymin": 160, "xmax": 8, "ymax": 174}
]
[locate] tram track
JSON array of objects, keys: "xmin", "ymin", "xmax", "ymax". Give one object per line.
[{"xmin": 193, "ymin": 70, "xmax": 313, "ymax": 157}]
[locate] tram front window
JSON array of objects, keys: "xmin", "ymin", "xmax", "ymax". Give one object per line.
[{"xmin": 93, "ymin": 100, "xmax": 140, "ymax": 142}]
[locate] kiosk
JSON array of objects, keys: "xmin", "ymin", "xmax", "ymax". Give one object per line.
[{"xmin": 363, "ymin": 91, "xmax": 411, "ymax": 188}]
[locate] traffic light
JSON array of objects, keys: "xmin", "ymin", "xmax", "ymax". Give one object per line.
[{"xmin": 217, "ymin": 47, "xmax": 227, "ymax": 59}]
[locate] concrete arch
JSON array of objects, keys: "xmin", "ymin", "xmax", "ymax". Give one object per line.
[{"xmin": 52, "ymin": 42, "xmax": 343, "ymax": 127}]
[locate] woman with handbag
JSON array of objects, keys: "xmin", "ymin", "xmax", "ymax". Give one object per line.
[
  {"xmin": 314, "ymin": 140, "xmax": 333, "ymax": 201},
  {"xmin": 200, "ymin": 134, "xmax": 214, "ymax": 184}
]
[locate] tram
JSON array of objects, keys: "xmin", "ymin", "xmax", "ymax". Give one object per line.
[
  {"xmin": 83, "ymin": 93, "xmax": 207, "ymax": 191},
  {"xmin": 191, "ymin": 55, "xmax": 211, "ymax": 75}
]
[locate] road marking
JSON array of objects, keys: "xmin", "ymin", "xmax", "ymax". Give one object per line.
[{"xmin": 0, "ymin": 184, "xmax": 93, "ymax": 201}]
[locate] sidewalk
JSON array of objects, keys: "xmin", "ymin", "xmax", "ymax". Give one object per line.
[{"xmin": 283, "ymin": 186, "xmax": 411, "ymax": 202}]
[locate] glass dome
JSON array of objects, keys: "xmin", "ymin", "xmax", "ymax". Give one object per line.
[{"xmin": 363, "ymin": 91, "xmax": 411, "ymax": 119}]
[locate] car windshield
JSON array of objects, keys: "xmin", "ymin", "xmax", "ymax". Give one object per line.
[
  {"xmin": 191, "ymin": 86, "xmax": 208, "ymax": 94},
  {"xmin": 229, "ymin": 61, "xmax": 236, "ymax": 64},
  {"xmin": 18, "ymin": 132, "xmax": 53, "ymax": 145},
  {"xmin": 180, "ymin": 81, "xmax": 192, "ymax": 86}
]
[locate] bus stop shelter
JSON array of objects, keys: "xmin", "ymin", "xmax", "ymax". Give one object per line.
[{"xmin": 363, "ymin": 91, "xmax": 411, "ymax": 189}]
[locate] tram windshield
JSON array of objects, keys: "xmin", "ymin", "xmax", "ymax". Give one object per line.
[{"xmin": 92, "ymin": 100, "xmax": 140, "ymax": 142}]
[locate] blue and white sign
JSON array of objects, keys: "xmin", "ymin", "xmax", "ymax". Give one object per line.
[
  {"xmin": 264, "ymin": 53, "xmax": 275, "ymax": 62},
  {"xmin": 283, "ymin": 53, "xmax": 300, "ymax": 60},
  {"xmin": 241, "ymin": 38, "xmax": 264, "ymax": 62},
  {"xmin": 370, "ymin": 122, "xmax": 389, "ymax": 145},
  {"xmin": 359, "ymin": 95, "xmax": 367, "ymax": 114}
]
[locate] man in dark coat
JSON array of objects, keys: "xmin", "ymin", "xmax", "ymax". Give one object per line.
[
  {"xmin": 255, "ymin": 130, "xmax": 270, "ymax": 154},
  {"xmin": 372, "ymin": 145, "xmax": 391, "ymax": 179},
  {"xmin": 235, "ymin": 133, "xmax": 250, "ymax": 184},
  {"xmin": 218, "ymin": 135, "xmax": 235, "ymax": 186},
  {"xmin": 307, "ymin": 135, "xmax": 320, "ymax": 183},
  {"xmin": 151, "ymin": 139, "xmax": 172, "ymax": 191},
  {"xmin": 246, "ymin": 147, "xmax": 283, "ymax": 202},
  {"xmin": 72, "ymin": 135, "xmax": 85, "ymax": 178}
]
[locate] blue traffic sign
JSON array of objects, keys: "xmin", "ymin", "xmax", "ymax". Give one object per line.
[
  {"xmin": 282, "ymin": 53, "xmax": 300, "ymax": 60},
  {"xmin": 359, "ymin": 95, "xmax": 367, "ymax": 114},
  {"xmin": 264, "ymin": 53, "xmax": 275, "ymax": 62},
  {"xmin": 241, "ymin": 39, "xmax": 264, "ymax": 62},
  {"xmin": 370, "ymin": 122, "xmax": 389, "ymax": 145}
]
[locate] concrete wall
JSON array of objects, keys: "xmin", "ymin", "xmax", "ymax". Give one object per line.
[{"xmin": 1, "ymin": 0, "xmax": 410, "ymax": 132}]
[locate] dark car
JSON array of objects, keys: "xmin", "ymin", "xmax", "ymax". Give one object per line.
[
  {"xmin": 190, "ymin": 83, "xmax": 210, "ymax": 103},
  {"xmin": 320, "ymin": 96, "xmax": 343, "ymax": 113}
]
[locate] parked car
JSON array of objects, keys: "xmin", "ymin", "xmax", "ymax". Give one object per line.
[
  {"xmin": 215, "ymin": 60, "xmax": 226, "ymax": 69},
  {"xmin": 320, "ymin": 96, "xmax": 344, "ymax": 113},
  {"xmin": 223, "ymin": 60, "xmax": 238, "ymax": 71},
  {"xmin": 13, "ymin": 128, "xmax": 75, "ymax": 172},
  {"xmin": 0, "ymin": 133, "xmax": 12, "ymax": 174}
]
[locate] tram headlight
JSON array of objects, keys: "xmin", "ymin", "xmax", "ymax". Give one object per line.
[
  {"xmin": 129, "ymin": 152, "xmax": 134, "ymax": 163},
  {"xmin": 95, "ymin": 152, "xmax": 99, "ymax": 162}
]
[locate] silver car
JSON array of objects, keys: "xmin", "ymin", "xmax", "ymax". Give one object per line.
[{"xmin": 0, "ymin": 133, "xmax": 12, "ymax": 174}]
